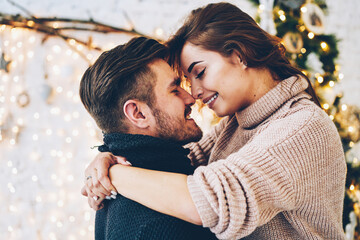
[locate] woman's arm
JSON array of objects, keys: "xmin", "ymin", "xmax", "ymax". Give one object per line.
[
  {"xmin": 186, "ymin": 116, "xmax": 228, "ymax": 167},
  {"xmin": 109, "ymin": 164, "xmax": 202, "ymax": 225}
]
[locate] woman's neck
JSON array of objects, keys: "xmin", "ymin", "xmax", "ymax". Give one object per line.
[{"xmin": 247, "ymin": 67, "xmax": 279, "ymax": 105}]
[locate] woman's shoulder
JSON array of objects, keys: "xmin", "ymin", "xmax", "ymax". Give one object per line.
[{"xmin": 254, "ymin": 96, "xmax": 337, "ymax": 147}]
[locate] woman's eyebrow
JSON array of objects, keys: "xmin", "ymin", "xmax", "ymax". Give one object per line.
[{"xmin": 187, "ymin": 61, "xmax": 203, "ymax": 73}]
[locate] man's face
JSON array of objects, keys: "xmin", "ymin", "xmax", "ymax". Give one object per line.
[{"xmin": 149, "ymin": 59, "xmax": 203, "ymax": 144}]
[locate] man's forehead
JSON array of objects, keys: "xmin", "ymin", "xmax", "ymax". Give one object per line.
[{"xmin": 150, "ymin": 59, "xmax": 178, "ymax": 87}]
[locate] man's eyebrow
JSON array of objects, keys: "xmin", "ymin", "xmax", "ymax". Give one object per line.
[
  {"xmin": 168, "ymin": 77, "xmax": 181, "ymax": 89},
  {"xmin": 187, "ymin": 61, "xmax": 203, "ymax": 73}
]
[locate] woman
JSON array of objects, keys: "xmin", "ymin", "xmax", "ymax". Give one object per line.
[{"xmin": 84, "ymin": 3, "xmax": 346, "ymax": 239}]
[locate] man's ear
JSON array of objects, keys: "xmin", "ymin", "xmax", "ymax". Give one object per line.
[{"xmin": 123, "ymin": 100, "xmax": 153, "ymax": 129}]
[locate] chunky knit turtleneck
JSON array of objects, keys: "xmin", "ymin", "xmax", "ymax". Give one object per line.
[
  {"xmin": 96, "ymin": 133, "xmax": 216, "ymax": 240},
  {"xmin": 187, "ymin": 76, "xmax": 346, "ymax": 239},
  {"xmin": 98, "ymin": 133, "xmax": 194, "ymax": 175}
]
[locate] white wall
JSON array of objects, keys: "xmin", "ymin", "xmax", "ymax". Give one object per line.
[{"xmin": 0, "ymin": 0, "xmax": 358, "ymax": 239}]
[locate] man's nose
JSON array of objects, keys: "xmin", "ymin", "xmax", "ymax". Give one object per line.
[{"xmin": 179, "ymin": 88, "xmax": 196, "ymax": 106}]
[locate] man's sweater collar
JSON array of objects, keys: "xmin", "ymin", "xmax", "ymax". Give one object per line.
[
  {"xmin": 235, "ymin": 75, "xmax": 310, "ymax": 129},
  {"xmin": 98, "ymin": 133, "xmax": 194, "ymax": 175}
]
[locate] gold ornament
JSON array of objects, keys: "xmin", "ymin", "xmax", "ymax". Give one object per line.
[{"xmin": 283, "ymin": 32, "xmax": 304, "ymax": 53}]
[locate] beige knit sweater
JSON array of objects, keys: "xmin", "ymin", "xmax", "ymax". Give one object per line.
[{"xmin": 186, "ymin": 76, "xmax": 346, "ymax": 240}]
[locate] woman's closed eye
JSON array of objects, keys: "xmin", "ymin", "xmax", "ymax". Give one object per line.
[{"xmin": 195, "ymin": 67, "xmax": 206, "ymax": 79}]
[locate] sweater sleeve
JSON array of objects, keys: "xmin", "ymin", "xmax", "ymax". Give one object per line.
[
  {"xmin": 185, "ymin": 116, "xmax": 229, "ymax": 167},
  {"xmin": 187, "ymin": 106, "xmax": 346, "ymax": 239}
]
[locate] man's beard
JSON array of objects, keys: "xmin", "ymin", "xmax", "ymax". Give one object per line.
[{"xmin": 152, "ymin": 106, "xmax": 203, "ymax": 145}]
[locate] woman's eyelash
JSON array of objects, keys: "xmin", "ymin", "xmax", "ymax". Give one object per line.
[{"xmin": 196, "ymin": 67, "xmax": 206, "ymax": 79}]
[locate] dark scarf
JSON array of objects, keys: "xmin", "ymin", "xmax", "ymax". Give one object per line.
[{"xmin": 98, "ymin": 133, "xmax": 195, "ymax": 175}]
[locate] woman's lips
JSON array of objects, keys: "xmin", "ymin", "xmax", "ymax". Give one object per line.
[{"xmin": 203, "ymin": 93, "xmax": 219, "ymax": 108}]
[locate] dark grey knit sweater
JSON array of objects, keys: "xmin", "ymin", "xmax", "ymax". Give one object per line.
[{"xmin": 95, "ymin": 133, "xmax": 216, "ymax": 240}]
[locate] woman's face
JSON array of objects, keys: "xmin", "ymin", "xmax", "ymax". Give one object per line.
[{"xmin": 180, "ymin": 42, "xmax": 254, "ymax": 117}]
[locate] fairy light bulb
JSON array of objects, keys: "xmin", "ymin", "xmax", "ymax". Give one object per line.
[
  {"xmin": 69, "ymin": 39, "xmax": 76, "ymax": 45},
  {"xmin": 279, "ymin": 15, "xmax": 286, "ymax": 21},
  {"xmin": 329, "ymin": 81, "xmax": 335, "ymax": 87},
  {"xmin": 76, "ymin": 44, "xmax": 83, "ymax": 51},
  {"xmin": 348, "ymin": 126, "xmax": 354, "ymax": 132},
  {"xmin": 342, "ymin": 104, "xmax": 348, "ymax": 111},
  {"xmin": 52, "ymin": 45, "xmax": 61, "ymax": 53},
  {"xmin": 32, "ymin": 175, "xmax": 38, "ymax": 182},
  {"xmin": 323, "ymin": 103, "xmax": 329, "ymax": 110},
  {"xmin": 320, "ymin": 41, "xmax": 329, "ymax": 51},
  {"xmin": 27, "ymin": 20, "xmax": 35, "ymax": 27},
  {"xmin": 350, "ymin": 185, "xmax": 355, "ymax": 191},
  {"xmin": 317, "ymin": 76, "xmax": 324, "ymax": 83},
  {"xmin": 308, "ymin": 32, "xmax": 315, "ymax": 39}
]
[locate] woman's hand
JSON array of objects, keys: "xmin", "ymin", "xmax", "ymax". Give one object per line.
[{"xmin": 81, "ymin": 152, "xmax": 132, "ymax": 210}]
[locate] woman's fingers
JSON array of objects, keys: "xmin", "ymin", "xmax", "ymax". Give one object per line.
[
  {"xmin": 90, "ymin": 168, "xmax": 110, "ymax": 197},
  {"xmin": 114, "ymin": 156, "xmax": 132, "ymax": 166}
]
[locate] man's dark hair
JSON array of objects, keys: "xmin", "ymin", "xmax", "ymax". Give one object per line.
[{"xmin": 80, "ymin": 37, "xmax": 168, "ymax": 133}]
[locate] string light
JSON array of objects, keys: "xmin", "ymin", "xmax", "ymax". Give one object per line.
[
  {"xmin": 329, "ymin": 81, "xmax": 335, "ymax": 87},
  {"xmin": 308, "ymin": 32, "xmax": 315, "ymax": 39},
  {"xmin": 320, "ymin": 41, "xmax": 329, "ymax": 51},
  {"xmin": 317, "ymin": 76, "xmax": 324, "ymax": 83},
  {"xmin": 342, "ymin": 104, "xmax": 348, "ymax": 111}
]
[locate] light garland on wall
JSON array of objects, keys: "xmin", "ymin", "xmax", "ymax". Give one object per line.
[{"xmin": 0, "ymin": 1, "xmax": 168, "ymax": 239}]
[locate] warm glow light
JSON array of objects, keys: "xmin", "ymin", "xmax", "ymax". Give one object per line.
[
  {"xmin": 317, "ymin": 76, "xmax": 324, "ymax": 83},
  {"xmin": 301, "ymin": 6, "xmax": 307, "ymax": 13},
  {"xmin": 323, "ymin": 103, "xmax": 329, "ymax": 110},
  {"xmin": 308, "ymin": 32, "xmax": 315, "ymax": 39},
  {"xmin": 52, "ymin": 45, "xmax": 61, "ymax": 53},
  {"xmin": 301, "ymin": 48, "xmax": 306, "ymax": 54},
  {"xmin": 320, "ymin": 42, "xmax": 329, "ymax": 51},
  {"xmin": 350, "ymin": 185, "xmax": 355, "ymax": 191},
  {"xmin": 279, "ymin": 15, "xmax": 286, "ymax": 21},
  {"xmin": 329, "ymin": 115, "xmax": 334, "ymax": 120},
  {"xmin": 27, "ymin": 21, "xmax": 35, "ymax": 27},
  {"xmin": 329, "ymin": 81, "xmax": 335, "ymax": 87},
  {"xmin": 69, "ymin": 39, "xmax": 76, "ymax": 45},
  {"xmin": 348, "ymin": 126, "xmax": 354, "ymax": 132},
  {"xmin": 341, "ymin": 104, "xmax": 348, "ymax": 111}
]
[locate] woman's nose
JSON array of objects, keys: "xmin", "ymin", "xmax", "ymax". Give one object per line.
[{"xmin": 191, "ymin": 86, "xmax": 204, "ymax": 99}]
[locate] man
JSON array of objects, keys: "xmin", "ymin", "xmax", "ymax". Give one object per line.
[{"xmin": 79, "ymin": 37, "xmax": 215, "ymax": 240}]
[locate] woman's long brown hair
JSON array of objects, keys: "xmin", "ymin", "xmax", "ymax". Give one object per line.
[{"xmin": 167, "ymin": 2, "xmax": 320, "ymax": 106}]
